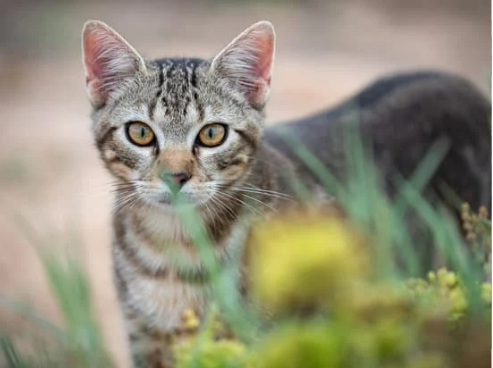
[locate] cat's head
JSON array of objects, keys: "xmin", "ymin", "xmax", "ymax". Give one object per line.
[{"xmin": 82, "ymin": 20, "xmax": 275, "ymax": 209}]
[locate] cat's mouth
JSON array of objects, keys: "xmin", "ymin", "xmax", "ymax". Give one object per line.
[
  {"xmin": 152, "ymin": 190, "xmax": 210, "ymax": 208},
  {"xmin": 157, "ymin": 196, "xmax": 172, "ymax": 205},
  {"xmin": 134, "ymin": 181, "xmax": 215, "ymax": 210}
]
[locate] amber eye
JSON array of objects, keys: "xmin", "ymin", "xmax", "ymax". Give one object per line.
[
  {"xmin": 126, "ymin": 122, "xmax": 155, "ymax": 146},
  {"xmin": 197, "ymin": 124, "xmax": 227, "ymax": 147}
]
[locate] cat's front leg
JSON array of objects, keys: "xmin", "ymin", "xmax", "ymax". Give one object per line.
[{"xmin": 125, "ymin": 317, "xmax": 176, "ymax": 368}]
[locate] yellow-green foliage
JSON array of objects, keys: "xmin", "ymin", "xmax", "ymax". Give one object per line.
[
  {"xmin": 175, "ymin": 339, "xmax": 246, "ymax": 368},
  {"xmin": 253, "ymin": 322, "xmax": 344, "ymax": 368},
  {"xmin": 407, "ymin": 268, "xmax": 491, "ymax": 322},
  {"xmin": 2, "ymin": 202, "xmax": 491, "ymax": 367},
  {"xmin": 172, "ymin": 206, "xmax": 491, "ymax": 368},
  {"xmin": 249, "ymin": 209, "xmax": 368, "ymax": 313}
]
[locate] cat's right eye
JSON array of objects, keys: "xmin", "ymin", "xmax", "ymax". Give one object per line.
[
  {"xmin": 126, "ymin": 122, "xmax": 155, "ymax": 146},
  {"xmin": 196, "ymin": 123, "xmax": 227, "ymax": 147}
]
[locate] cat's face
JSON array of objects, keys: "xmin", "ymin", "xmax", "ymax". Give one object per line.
[{"xmin": 83, "ymin": 21, "xmax": 275, "ymax": 209}]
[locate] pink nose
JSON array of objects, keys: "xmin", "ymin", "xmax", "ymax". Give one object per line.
[{"xmin": 160, "ymin": 171, "xmax": 191, "ymax": 189}]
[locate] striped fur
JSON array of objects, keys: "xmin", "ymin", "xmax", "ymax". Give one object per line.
[{"xmin": 83, "ymin": 20, "xmax": 293, "ymax": 367}]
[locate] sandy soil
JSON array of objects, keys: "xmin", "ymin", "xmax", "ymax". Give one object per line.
[{"xmin": 0, "ymin": 1, "xmax": 490, "ymax": 366}]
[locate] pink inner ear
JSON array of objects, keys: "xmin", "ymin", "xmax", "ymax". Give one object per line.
[
  {"xmin": 82, "ymin": 22, "xmax": 142, "ymax": 106},
  {"xmin": 83, "ymin": 27, "xmax": 112, "ymax": 105},
  {"xmin": 83, "ymin": 32, "xmax": 101, "ymax": 84},
  {"xmin": 241, "ymin": 28, "xmax": 274, "ymax": 106},
  {"xmin": 215, "ymin": 22, "xmax": 275, "ymax": 107},
  {"xmin": 83, "ymin": 26, "xmax": 126, "ymax": 83},
  {"xmin": 254, "ymin": 35, "xmax": 274, "ymax": 84}
]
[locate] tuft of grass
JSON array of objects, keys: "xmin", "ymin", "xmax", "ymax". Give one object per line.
[{"xmin": 1, "ymin": 215, "xmax": 113, "ymax": 368}]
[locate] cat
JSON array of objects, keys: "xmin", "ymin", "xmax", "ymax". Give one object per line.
[{"xmin": 82, "ymin": 20, "xmax": 491, "ymax": 367}]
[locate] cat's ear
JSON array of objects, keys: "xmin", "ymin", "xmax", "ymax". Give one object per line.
[
  {"xmin": 211, "ymin": 21, "xmax": 275, "ymax": 109},
  {"xmin": 82, "ymin": 20, "xmax": 146, "ymax": 107}
]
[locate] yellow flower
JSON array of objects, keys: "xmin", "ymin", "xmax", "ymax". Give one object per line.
[
  {"xmin": 181, "ymin": 308, "xmax": 200, "ymax": 331},
  {"xmin": 248, "ymin": 210, "xmax": 368, "ymax": 313},
  {"xmin": 407, "ymin": 269, "xmax": 474, "ymax": 322}
]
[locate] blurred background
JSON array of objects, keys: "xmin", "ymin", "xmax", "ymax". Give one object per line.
[{"xmin": 0, "ymin": 0, "xmax": 490, "ymax": 366}]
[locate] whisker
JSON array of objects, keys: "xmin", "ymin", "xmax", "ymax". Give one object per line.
[
  {"xmin": 215, "ymin": 191, "xmax": 262, "ymax": 216},
  {"xmin": 229, "ymin": 187, "xmax": 293, "ymax": 201},
  {"xmin": 113, "ymin": 191, "xmax": 140, "ymax": 213},
  {"xmin": 214, "ymin": 180, "xmax": 293, "ymax": 200},
  {"xmin": 238, "ymin": 193, "xmax": 278, "ymax": 213},
  {"xmin": 240, "ymin": 184, "xmax": 294, "ymax": 199},
  {"xmin": 209, "ymin": 194, "xmax": 238, "ymax": 220}
]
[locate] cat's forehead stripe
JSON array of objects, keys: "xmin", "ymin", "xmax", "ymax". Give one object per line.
[
  {"xmin": 148, "ymin": 63, "xmax": 166, "ymax": 121},
  {"xmin": 150, "ymin": 57, "xmax": 206, "ymax": 124}
]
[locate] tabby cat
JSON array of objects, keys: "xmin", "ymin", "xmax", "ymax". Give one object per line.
[{"xmin": 82, "ymin": 20, "xmax": 491, "ymax": 367}]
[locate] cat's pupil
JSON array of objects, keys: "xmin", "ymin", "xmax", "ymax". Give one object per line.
[
  {"xmin": 140, "ymin": 127, "xmax": 145, "ymax": 137},
  {"xmin": 207, "ymin": 128, "xmax": 214, "ymax": 138}
]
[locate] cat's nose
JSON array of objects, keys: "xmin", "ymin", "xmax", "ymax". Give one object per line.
[{"xmin": 160, "ymin": 171, "xmax": 191, "ymax": 189}]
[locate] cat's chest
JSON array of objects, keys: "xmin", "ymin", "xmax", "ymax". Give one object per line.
[
  {"xmin": 113, "ymin": 212, "xmax": 210, "ymax": 331},
  {"xmin": 113, "ymin": 208, "xmax": 251, "ymax": 331},
  {"xmin": 124, "ymin": 271, "xmax": 209, "ymax": 332}
]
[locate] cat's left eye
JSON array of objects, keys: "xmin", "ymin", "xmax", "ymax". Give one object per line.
[
  {"xmin": 197, "ymin": 124, "xmax": 227, "ymax": 147},
  {"xmin": 126, "ymin": 121, "xmax": 155, "ymax": 146}
]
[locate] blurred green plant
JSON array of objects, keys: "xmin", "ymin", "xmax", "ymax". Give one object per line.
[
  {"xmin": 0, "ymin": 218, "xmax": 113, "ymax": 368},
  {"xmin": 0, "ymin": 156, "xmax": 33, "ymax": 185}
]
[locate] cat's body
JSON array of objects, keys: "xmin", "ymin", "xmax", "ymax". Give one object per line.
[
  {"xmin": 82, "ymin": 21, "xmax": 491, "ymax": 367},
  {"xmin": 266, "ymin": 71, "xmax": 491, "ymax": 209}
]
